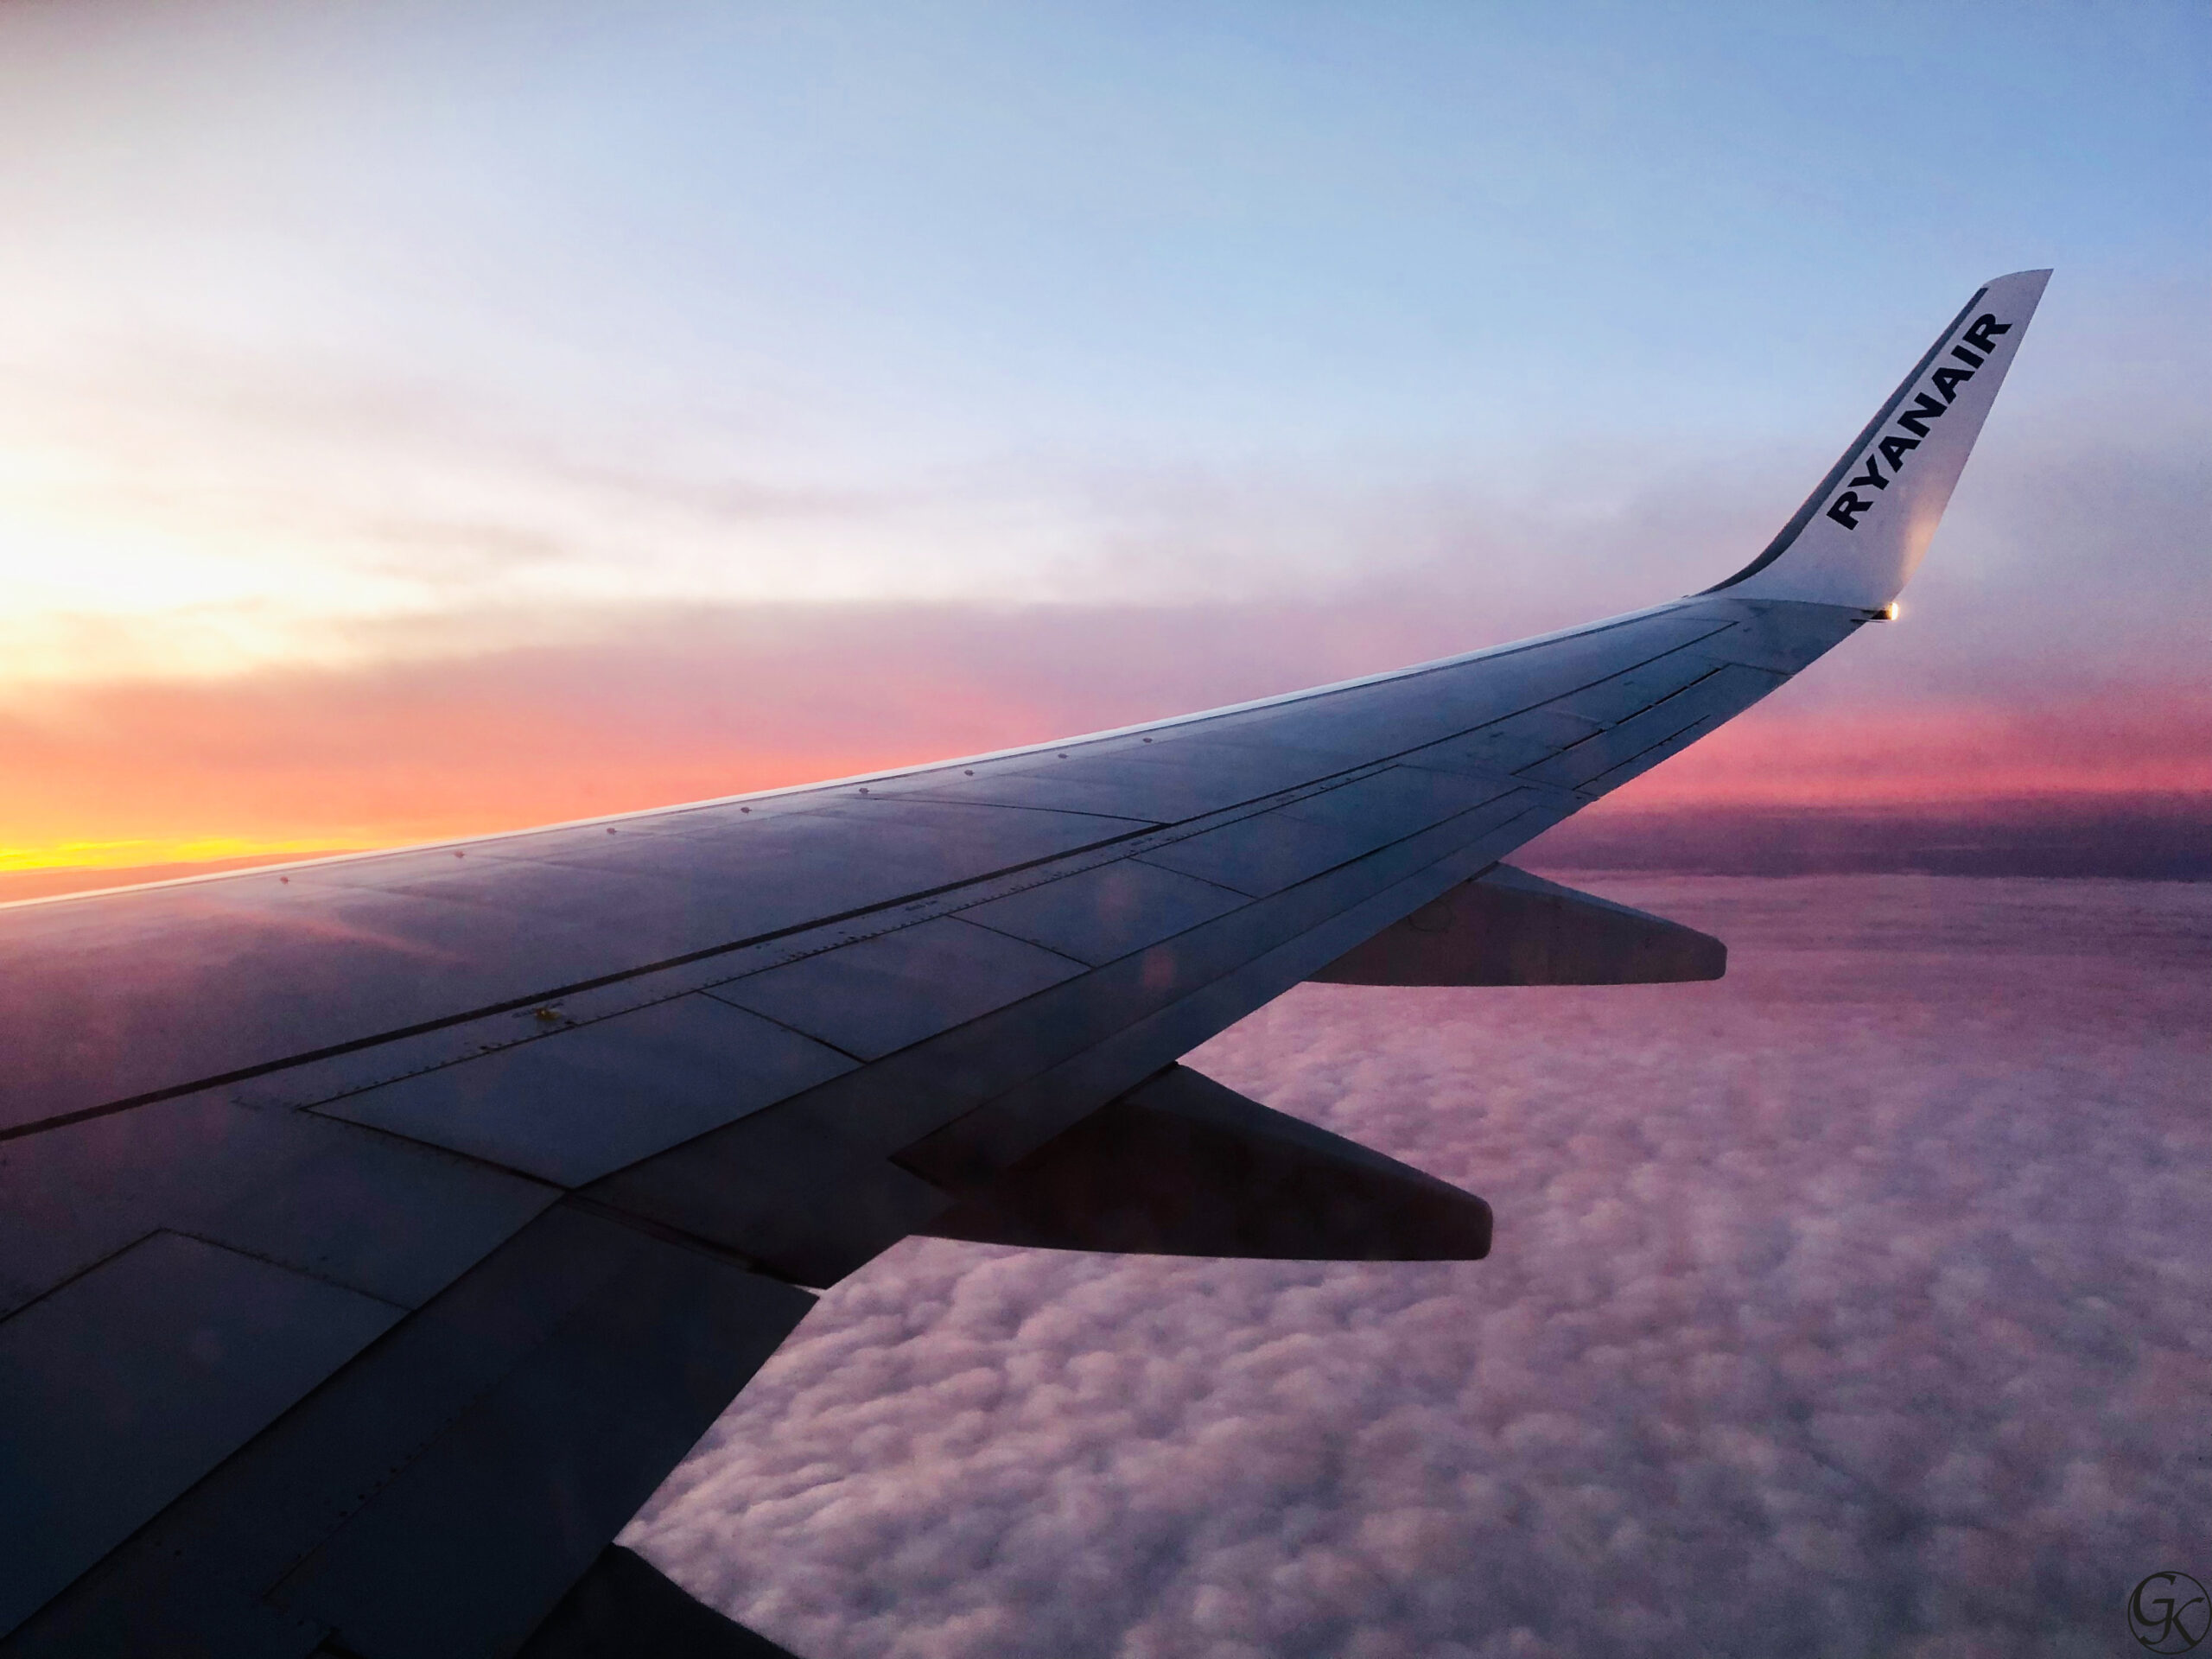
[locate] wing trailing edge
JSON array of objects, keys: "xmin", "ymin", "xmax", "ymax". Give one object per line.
[{"xmin": 517, "ymin": 1546, "xmax": 799, "ymax": 1658}]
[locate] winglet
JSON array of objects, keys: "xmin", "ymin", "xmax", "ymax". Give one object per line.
[{"xmin": 1704, "ymin": 269, "xmax": 2050, "ymax": 608}]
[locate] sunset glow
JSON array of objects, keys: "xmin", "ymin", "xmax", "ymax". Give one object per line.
[
  {"xmin": 0, "ymin": 1, "xmax": 2202, "ymax": 897},
  {"xmin": 3, "ymin": 609, "xmax": 2202, "ymax": 897}
]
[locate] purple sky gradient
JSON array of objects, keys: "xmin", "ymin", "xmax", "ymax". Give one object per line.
[{"xmin": 625, "ymin": 875, "xmax": 2212, "ymax": 1656}]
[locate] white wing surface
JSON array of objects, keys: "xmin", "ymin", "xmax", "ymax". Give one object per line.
[{"xmin": 0, "ymin": 273, "xmax": 2047, "ymax": 1658}]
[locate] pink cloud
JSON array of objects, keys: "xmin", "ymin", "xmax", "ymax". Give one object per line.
[{"xmin": 622, "ymin": 875, "xmax": 2212, "ymax": 1657}]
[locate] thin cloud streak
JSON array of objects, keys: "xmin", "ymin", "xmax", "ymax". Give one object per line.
[{"xmin": 0, "ymin": 296, "xmax": 2202, "ymax": 690}]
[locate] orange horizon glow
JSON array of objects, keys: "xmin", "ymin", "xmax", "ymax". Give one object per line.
[{"xmin": 5, "ymin": 641, "xmax": 2203, "ymax": 887}]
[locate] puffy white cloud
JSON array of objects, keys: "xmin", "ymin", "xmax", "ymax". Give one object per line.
[{"xmin": 626, "ymin": 875, "xmax": 2212, "ymax": 1657}]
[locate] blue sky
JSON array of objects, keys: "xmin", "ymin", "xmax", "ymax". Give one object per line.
[
  {"xmin": 4, "ymin": 3, "xmax": 2202, "ymax": 531},
  {"xmin": 21, "ymin": 4, "xmax": 2202, "ymax": 435}
]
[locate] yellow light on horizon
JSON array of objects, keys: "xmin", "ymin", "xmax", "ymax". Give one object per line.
[{"xmin": 0, "ymin": 836, "xmax": 353, "ymax": 874}]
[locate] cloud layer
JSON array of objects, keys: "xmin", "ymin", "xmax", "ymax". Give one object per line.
[{"xmin": 624, "ymin": 874, "xmax": 2212, "ymax": 1658}]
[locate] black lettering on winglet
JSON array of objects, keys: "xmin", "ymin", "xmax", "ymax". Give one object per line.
[
  {"xmin": 1931, "ymin": 365, "xmax": 1974, "ymax": 402},
  {"xmin": 1950, "ymin": 345, "xmax": 1986, "ymax": 368},
  {"xmin": 1847, "ymin": 455, "xmax": 1887, "ymax": 492},
  {"xmin": 1896, "ymin": 391, "xmax": 1948, "ymax": 438},
  {"xmin": 1961, "ymin": 313, "xmax": 2012, "ymax": 353},
  {"xmin": 1827, "ymin": 492, "xmax": 1874, "ymax": 529},
  {"xmin": 1878, "ymin": 434, "xmax": 1920, "ymax": 470}
]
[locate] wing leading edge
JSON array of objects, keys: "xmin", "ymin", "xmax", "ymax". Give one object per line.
[{"xmin": 0, "ymin": 273, "xmax": 2047, "ymax": 1657}]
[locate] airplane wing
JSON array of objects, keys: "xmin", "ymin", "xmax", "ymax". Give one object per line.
[{"xmin": 0, "ymin": 270, "xmax": 2048, "ymax": 1658}]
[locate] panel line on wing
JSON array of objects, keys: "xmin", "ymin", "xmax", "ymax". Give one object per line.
[
  {"xmin": 0, "ymin": 823, "xmax": 1171, "ymax": 1144},
  {"xmin": 865, "ymin": 793, "xmax": 1166, "ymax": 825},
  {"xmin": 937, "ymin": 915, "xmax": 1109, "ymax": 966}
]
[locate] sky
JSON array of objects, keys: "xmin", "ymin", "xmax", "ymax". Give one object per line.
[
  {"xmin": 626, "ymin": 875, "xmax": 2212, "ymax": 1657},
  {"xmin": 0, "ymin": 0, "xmax": 2205, "ymax": 880}
]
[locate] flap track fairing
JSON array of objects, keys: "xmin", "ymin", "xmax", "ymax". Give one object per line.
[
  {"xmin": 1309, "ymin": 863, "xmax": 1725, "ymax": 987},
  {"xmin": 918, "ymin": 1065, "xmax": 1491, "ymax": 1262}
]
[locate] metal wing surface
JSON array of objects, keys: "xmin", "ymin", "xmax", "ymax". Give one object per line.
[{"xmin": 0, "ymin": 271, "xmax": 2049, "ymax": 1658}]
